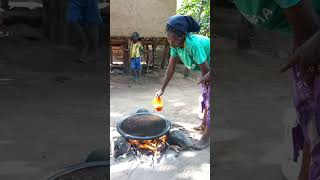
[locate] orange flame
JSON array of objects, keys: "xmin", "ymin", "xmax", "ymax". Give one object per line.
[{"xmin": 128, "ymin": 135, "xmax": 168, "ymax": 154}]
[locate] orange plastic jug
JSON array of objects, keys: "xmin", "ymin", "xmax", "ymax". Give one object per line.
[{"xmin": 152, "ymin": 97, "xmax": 163, "ymax": 112}]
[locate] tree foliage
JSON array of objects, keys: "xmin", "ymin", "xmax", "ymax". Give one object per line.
[{"xmin": 177, "ymin": 0, "xmax": 210, "ymax": 37}]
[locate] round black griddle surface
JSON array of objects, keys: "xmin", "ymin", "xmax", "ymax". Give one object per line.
[{"xmin": 117, "ymin": 112, "xmax": 171, "ymax": 140}]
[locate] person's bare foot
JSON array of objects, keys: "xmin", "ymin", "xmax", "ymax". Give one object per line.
[
  {"xmin": 193, "ymin": 126, "xmax": 210, "ymax": 150},
  {"xmin": 197, "ymin": 111, "xmax": 204, "ymax": 120},
  {"xmin": 193, "ymin": 137, "xmax": 210, "ymax": 150}
]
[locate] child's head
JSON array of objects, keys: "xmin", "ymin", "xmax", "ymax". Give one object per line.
[{"xmin": 131, "ymin": 32, "xmax": 141, "ymax": 42}]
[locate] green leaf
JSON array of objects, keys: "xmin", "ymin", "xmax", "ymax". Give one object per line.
[{"xmin": 177, "ymin": 0, "xmax": 210, "ymax": 37}]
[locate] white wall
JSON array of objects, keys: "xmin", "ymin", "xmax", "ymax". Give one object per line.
[{"xmin": 110, "ymin": 0, "xmax": 176, "ymax": 37}]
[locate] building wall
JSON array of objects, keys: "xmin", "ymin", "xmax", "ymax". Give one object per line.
[{"xmin": 110, "ymin": 0, "xmax": 176, "ymax": 37}]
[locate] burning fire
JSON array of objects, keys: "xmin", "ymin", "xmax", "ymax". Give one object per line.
[{"xmin": 128, "ymin": 135, "xmax": 168, "ymax": 155}]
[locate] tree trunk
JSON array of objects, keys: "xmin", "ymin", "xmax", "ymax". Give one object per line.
[
  {"xmin": 197, "ymin": 0, "xmax": 206, "ymax": 24},
  {"xmin": 204, "ymin": 26, "xmax": 210, "ymax": 36}
]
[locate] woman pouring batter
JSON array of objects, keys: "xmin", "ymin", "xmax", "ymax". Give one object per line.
[{"xmin": 155, "ymin": 15, "xmax": 211, "ymax": 150}]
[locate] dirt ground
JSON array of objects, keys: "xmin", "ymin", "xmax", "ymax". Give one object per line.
[
  {"xmin": 212, "ymin": 6, "xmax": 306, "ymax": 180},
  {"xmin": 0, "ymin": 37, "xmax": 106, "ymax": 180},
  {"xmin": 110, "ymin": 65, "xmax": 211, "ymax": 180},
  {"xmin": 212, "ymin": 36, "xmax": 296, "ymax": 180},
  {"xmin": 110, "ymin": 66, "xmax": 203, "ymax": 127}
]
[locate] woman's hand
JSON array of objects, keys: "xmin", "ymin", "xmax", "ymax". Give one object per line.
[
  {"xmin": 198, "ymin": 71, "xmax": 210, "ymax": 86},
  {"xmin": 280, "ymin": 30, "xmax": 320, "ymax": 84},
  {"xmin": 155, "ymin": 89, "xmax": 164, "ymax": 97},
  {"xmin": 279, "ymin": 1, "xmax": 320, "ymax": 82}
]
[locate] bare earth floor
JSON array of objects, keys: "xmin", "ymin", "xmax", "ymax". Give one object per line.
[
  {"xmin": 0, "ymin": 38, "xmax": 106, "ymax": 180},
  {"xmin": 213, "ymin": 37, "xmax": 298, "ymax": 180}
]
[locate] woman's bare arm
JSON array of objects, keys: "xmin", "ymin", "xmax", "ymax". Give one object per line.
[
  {"xmin": 283, "ymin": 0, "xmax": 319, "ymax": 48},
  {"xmin": 161, "ymin": 57, "xmax": 178, "ymax": 91}
]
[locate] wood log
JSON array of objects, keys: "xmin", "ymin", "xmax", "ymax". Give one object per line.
[
  {"xmin": 110, "ymin": 46, "xmax": 113, "ymax": 65},
  {"xmin": 152, "ymin": 44, "xmax": 157, "ymax": 67},
  {"xmin": 122, "ymin": 43, "xmax": 129, "ymax": 74},
  {"xmin": 125, "ymin": 39, "xmax": 131, "ymax": 75},
  {"xmin": 146, "ymin": 45, "xmax": 149, "ymax": 65},
  {"xmin": 110, "ymin": 36, "xmax": 167, "ymax": 46},
  {"xmin": 143, "ymin": 45, "xmax": 146, "ymax": 63},
  {"xmin": 161, "ymin": 44, "xmax": 170, "ymax": 69}
]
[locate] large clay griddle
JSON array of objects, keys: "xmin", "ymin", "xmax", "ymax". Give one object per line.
[{"xmin": 117, "ymin": 112, "xmax": 171, "ymax": 140}]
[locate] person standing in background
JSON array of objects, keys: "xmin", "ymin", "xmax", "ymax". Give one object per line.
[
  {"xmin": 66, "ymin": 0, "xmax": 103, "ymax": 63},
  {"xmin": 122, "ymin": 32, "xmax": 144, "ymax": 81}
]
